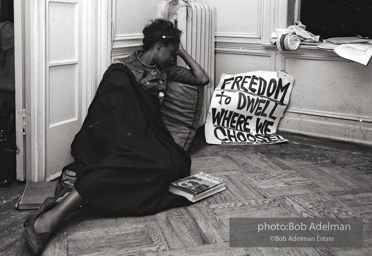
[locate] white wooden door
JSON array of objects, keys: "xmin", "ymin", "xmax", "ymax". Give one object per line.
[
  {"xmin": 45, "ymin": 0, "xmax": 85, "ymax": 179},
  {"xmin": 15, "ymin": 0, "xmax": 111, "ymax": 181}
]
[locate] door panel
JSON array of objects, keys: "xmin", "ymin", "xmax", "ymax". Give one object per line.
[
  {"xmin": 16, "ymin": 0, "xmax": 111, "ymax": 181},
  {"xmin": 49, "ymin": 65, "xmax": 78, "ymax": 126},
  {"xmin": 49, "ymin": 2, "xmax": 77, "ymax": 62},
  {"xmin": 45, "ymin": 0, "xmax": 82, "ymax": 178}
]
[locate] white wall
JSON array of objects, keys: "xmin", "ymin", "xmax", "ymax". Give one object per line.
[
  {"xmin": 279, "ymin": 49, "xmax": 372, "ymax": 145},
  {"xmin": 112, "ymin": 0, "xmax": 160, "ymax": 59},
  {"xmin": 202, "ymin": 0, "xmax": 372, "ymax": 145},
  {"xmin": 112, "ymin": 0, "xmax": 372, "ymax": 145}
]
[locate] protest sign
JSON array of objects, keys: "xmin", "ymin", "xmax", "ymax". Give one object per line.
[{"xmin": 205, "ymin": 71, "xmax": 294, "ymax": 145}]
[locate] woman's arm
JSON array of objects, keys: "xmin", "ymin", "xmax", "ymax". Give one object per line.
[{"xmin": 176, "ymin": 44, "xmax": 210, "ymax": 86}]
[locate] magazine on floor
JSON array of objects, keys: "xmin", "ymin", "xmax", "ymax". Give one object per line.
[{"xmin": 169, "ymin": 172, "xmax": 226, "ymax": 202}]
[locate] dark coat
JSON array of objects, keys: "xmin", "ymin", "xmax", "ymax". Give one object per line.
[{"xmin": 69, "ymin": 63, "xmax": 191, "ymax": 217}]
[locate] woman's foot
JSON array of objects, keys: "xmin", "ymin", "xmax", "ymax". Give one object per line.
[
  {"xmin": 23, "ymin": 213, "xmax": 54, "ymax": 255},
  {"xmin": 38, "ymin": 187, "xmax": 70, "ymax": 214},
  {"xmin": 24, "ymin": 204, "xmax": 63, "ymax": 255},
  {"xmin": 24, "ymin": 188, "xmax": 84, "ymax": 255},
  {"xmin": 34, "ymin": 210, "xmax": 59, "ymax": 234},
  {"xmin": 32, "ymin": 189, "xmax": 70, "ymax": 234}
]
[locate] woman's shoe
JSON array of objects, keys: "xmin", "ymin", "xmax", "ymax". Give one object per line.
[
  {"xmin": 23, "ymin": 187, "xmax": 70, "ymax": 255},
  {"xmin": 23, "ymin": 213, "xmax": 52, "ymax": 255},
  {"xmin": 38, "ymin": 187, "xmax": 71, "ymax": 214}
]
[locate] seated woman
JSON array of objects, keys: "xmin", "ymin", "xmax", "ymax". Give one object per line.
[{"xmin": 23, "ymin": 19, "xmax": 209, "ymax": 256}]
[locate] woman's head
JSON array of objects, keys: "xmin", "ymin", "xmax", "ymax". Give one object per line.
[{"xmin": 142, "ymin": 19, "xmax": 181, "ymax": 51}]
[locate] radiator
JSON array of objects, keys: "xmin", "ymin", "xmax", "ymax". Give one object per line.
[{"xmin": 156, "ymin": 0, "xmax": 216, "ymax": 127}]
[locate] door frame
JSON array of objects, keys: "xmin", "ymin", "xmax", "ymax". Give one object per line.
[
  {"xmin": 14, "ymin": 0, "xmax": 26, "ymax": 181},
  {"xmin": 14, "ymin": 0, "xmax": 112, "ymax": 181}
]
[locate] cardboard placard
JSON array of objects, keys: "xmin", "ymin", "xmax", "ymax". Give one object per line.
[{"xmin": 205, "ymin": 71, "xmax": 294, "ymax": 145}]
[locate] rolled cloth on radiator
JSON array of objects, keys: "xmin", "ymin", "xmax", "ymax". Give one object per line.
[
  {"xmin": 68, "ymin": 64, "xmax": 192, "ymax": 217},
  {"xmin": 276, "ymin": 33, "xmax": 301, "ymax": 51},
  {"xmin": 271, "ymin": 22, "xmax": 320, "ymax": 51}
]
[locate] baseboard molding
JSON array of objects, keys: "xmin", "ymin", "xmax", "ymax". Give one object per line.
[
  {"xmin": 279, "ymin": 112, "xmax": 372, "ymax": 146},
  {"xmin": 46, "ymin": 170, "xmax": 62, "ymax": 182}
]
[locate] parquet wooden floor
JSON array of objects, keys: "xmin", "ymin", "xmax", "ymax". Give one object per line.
[{"xmin": 1, "ymin": 129, "xmax": 372, "ymax": 256}]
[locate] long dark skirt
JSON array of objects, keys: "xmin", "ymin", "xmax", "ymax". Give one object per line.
[{"xmin": 68, "ymin": 64, "xmax": 191, "ymax": 217}]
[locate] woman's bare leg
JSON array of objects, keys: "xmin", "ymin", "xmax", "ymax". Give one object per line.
[{"xmin": 34, "ymin": 189, "xmax": 84, "ymax": 233}]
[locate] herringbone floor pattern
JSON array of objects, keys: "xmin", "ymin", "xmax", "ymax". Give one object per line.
[{"xmin": 1, "ymin": 130, "xmax": 372, "ymax": 255}]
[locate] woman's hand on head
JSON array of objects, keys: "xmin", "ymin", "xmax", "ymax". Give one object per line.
[
  {"xmin": 176, "ymin": 43, "xmax": 186, "ymax": 56},
  {"xmin": 175, "ymin": 42, "xmax": 210, "ymax": 86}
]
